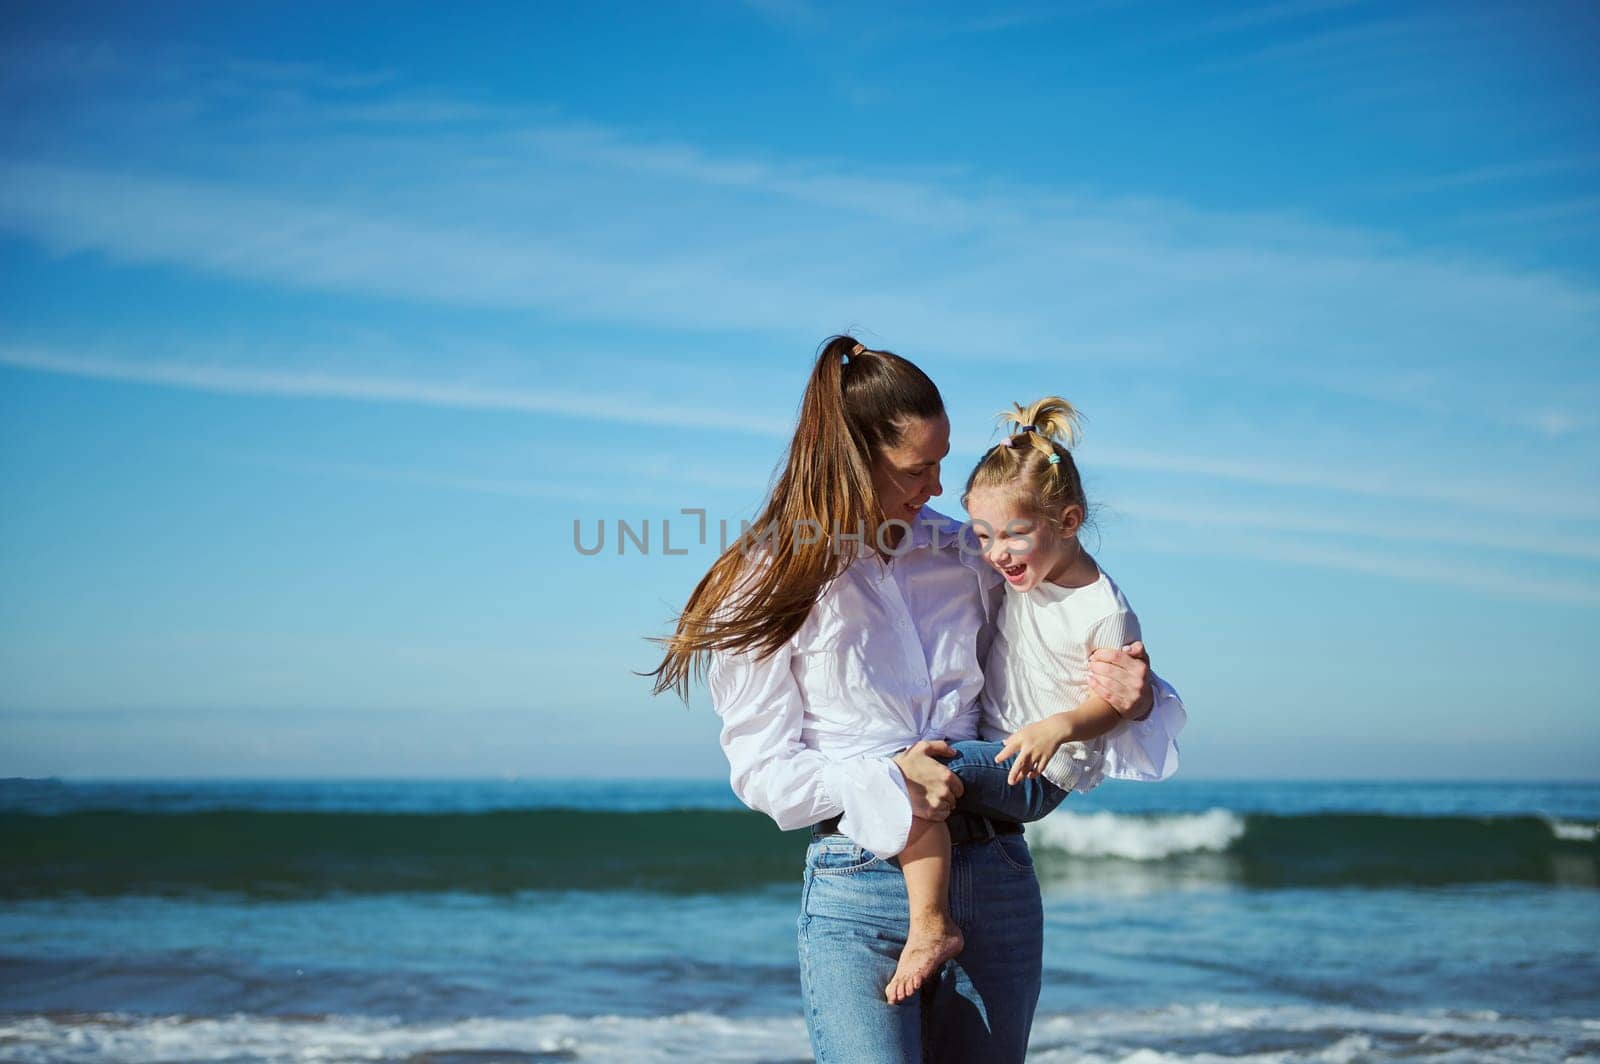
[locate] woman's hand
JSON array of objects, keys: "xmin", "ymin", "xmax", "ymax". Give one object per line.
[
  {"xmin": 1087, "ymin": 641, "xmax": 1154, "ymax": 720},
  {"xmin": 996, "ymin": 717, "xmax": 1074, "ymax": 786},
  {"xmin": 893, "ymin": 740, "xmax": 963, "ymax": 821}
]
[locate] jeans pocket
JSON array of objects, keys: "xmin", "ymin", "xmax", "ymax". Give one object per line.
[
  {"xmin": 807, "ymin": 840, "xmax": 885, "ymax": 876},
  {"xmin": 993, "ymin": 833, "xmax": 1036, "ymax": 873}
]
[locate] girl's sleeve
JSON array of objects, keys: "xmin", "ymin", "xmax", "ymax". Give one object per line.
[
  {"xmin": 1088, "ymin": 609, "xmax": 1186, "ymax": 783},
  {"xmin": 709, "ymin": 641, "xmax": 915, "ymax": 856}
]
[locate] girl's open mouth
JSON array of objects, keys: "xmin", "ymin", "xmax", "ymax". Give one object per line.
[{"xmin": 1001, "ymin": 562, "xmax": 1026, "ymax": 581}]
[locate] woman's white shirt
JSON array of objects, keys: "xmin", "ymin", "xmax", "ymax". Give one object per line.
[{"xmin": 708, "ymin": 505, "xmax": 1185, "ymax": 857}]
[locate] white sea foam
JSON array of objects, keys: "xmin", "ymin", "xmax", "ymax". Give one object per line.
[
  {"xmin": 1550, "ymin": 818, "xmax": 1597, "ymax": 842},
  {"xmin": 1024, "ymin": 1003, "xmax": 1596, "ymax": 1064},
  {"xmin": 3, "ymin": 1004, "xmax": 1587, "ymax": 1064},
  {"xmin": 1027, "ymin": 809, "xmax": 1246, "ymax": 860},
  {"xmin": 0, "ymin": 1011, "xmax": 807, "ymax": 1064}
]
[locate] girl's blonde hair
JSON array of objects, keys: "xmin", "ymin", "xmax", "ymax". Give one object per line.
[
  {"xmin": 647, "ymin": 335, "xmax": 945, "ymax": 701},
  {"xmin": 962, "ymin": 396, "xmax": 1088, "ymax": 529}
]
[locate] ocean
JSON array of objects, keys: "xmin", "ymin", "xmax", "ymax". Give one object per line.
[{"xmin": 1, "ymin": 777, "xmax": 1596, "ymax": 1063}]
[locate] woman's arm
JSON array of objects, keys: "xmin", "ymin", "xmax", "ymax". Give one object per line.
[
  {"xmin": 710, "ymin": 641, "xmax": 936, "ymax": 856},
  {"xmin": 1087, "ymin": 640, "xmax": 1154, "ymax": 718},
  {"xmin": 1100, "ymin": 672, "xmax": 1186, "ymax": 782},
  {"xmin": 894, "ymin": 741, "xmax": 964, "ymax": 820}
]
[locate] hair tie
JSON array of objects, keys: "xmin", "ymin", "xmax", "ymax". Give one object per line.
[
  {"xmin": 1047, "ymin": 453, "xmax": 1060, "ymax": 465},
  {"xmin": 1020, "ymin": 425, "xmax": 1037, "ymax": 433},
  {"xmin": 850, "ymin": 343, "xmax": 865, "ymax": 356}
]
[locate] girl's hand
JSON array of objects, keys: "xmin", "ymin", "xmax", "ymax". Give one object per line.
[
  {"xmin": 893, "ymin": 740, "xmax": 963, "ymax": 821},
  {"xmin": 996, "ymin": 719, "xmax": 1073, "ymax": 786},
  {"xmin": 1087, "ymin": 641, "xmax": 1153, "ymax": 720}
]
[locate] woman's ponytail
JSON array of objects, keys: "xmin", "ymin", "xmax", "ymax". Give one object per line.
[{"xmin": 647, "ymin": 334, "xmax": 944, "ymax": 701}]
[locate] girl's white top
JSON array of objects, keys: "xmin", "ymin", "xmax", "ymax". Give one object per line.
[
  {"xmin": 708, "ymin": 506, "xmax": 1186, "ymax": 857},
  {"xmin": 980, "ymin": 563, "xmax": 1182, "ymax": 793}
]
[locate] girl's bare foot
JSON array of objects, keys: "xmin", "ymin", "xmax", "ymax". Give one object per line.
[{"xmin": 885, "ymin": 918, "xmax": 964, "ymax": 1004}]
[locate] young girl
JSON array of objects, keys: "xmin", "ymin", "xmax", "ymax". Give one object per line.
[{"xmin": 885, "ymin": 395, "xmax": 1179, "ymax": 1004}]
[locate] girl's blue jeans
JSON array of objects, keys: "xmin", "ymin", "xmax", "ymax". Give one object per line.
[
  {"xmin": 943, "ymin": 737, "xmax": 1069, "ymax": 823},
  {"xmin": 797, "ymin": 739, "xmax": 1066, "ymax": 1063}
]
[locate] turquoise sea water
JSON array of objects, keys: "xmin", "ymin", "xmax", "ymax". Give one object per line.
[{"xmin": 2, "ymin": 778, "xmax": 1596, "ymax": 1062}]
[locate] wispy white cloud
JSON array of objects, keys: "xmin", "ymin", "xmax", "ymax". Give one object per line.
[
  {"xmin": 231, "ymin": 453, "xmax": 687, "ymax": 508},
  {"xmin": 1276, "ymin": 365, "xmax": 1596, "ymax": 441},
  {"xmin": 1090, "ymin": 445, "xmax": 1600, "ymax": 522},
  {"xmin": 1500, "ymin": 408, "xmax": 1597, "ymax": 440},
  {"xmin": 734, "ymin": 0, "xmax": 824, "ymax": 28},
  {"xmin": 1110, "ymin": 497, "xmax": 1600, "ymax": 563},
  {"xmin": 942, "ymin": 1, "xmax": 1141, "ymax": 35},
  {"xmin": 0, "ymin": 160, "xmax": 865, "ymax": 335},
  {"xmin": 0, "ymin": 346, "xmax": 786, "ymax": 437},
  {"xmin": 1, "ymin": 52, "xmax": 1596, "ymax": 552},
  {"xmin": 735, "ymin": 0, "xmax": 1144, "ymax": 41},
  {"xmin": 1204, "ymin": 15, "xmax": 1418, "ymax": 68},
  {"xmin": 8, "ymin": 345, "xmax": 1593, "ymax": 532},
  {"xmin": 4, "ymin": 37, "xmax": 1597, "ymax": 403},
  {"xmin": 219, "ymin": 450, "xmax": 1600, "ymax": 609},
  {"xmin": 1386, "ymin": 154, "xmax": 1600, "ymax": 194},
  {"xmin": 1196, "ymin": 6, "xmax": 1513, "ymax": 112},
  {"xmin": 3, "ymin": 147, "xmax": 1596, "ymax": 437},
  {"xmin": 226, "ymin": 447, "xmax": 1600, "ymax": 572},
  {"xmin": 515, "ymin": 123, "xmax": 1010, "ymax": 231},
  {"xmin": 215, "ymin": 56, "xmax": 399, "ymax": 92},
  {"xmin": 1453, "ymin": 196, "xmax": 1600, "ymax": 229},
  {"xmin": 318, "ymin": 96, "xmax": 515, "ymax": 125},
  {"xmin": 1143, "ymin": 534, "xmax": 1600, "ymax": 608},
  {"xmin": 1, "ymin": 157, "xmax": 1047, "ymax": 348},
  {"xmin": 1179, "ymin": 0, "xmax": 1376, "ymax": 38},
  {"xmin": 226, "ymin": 451, "xmax": 782, "ymax": 516}
]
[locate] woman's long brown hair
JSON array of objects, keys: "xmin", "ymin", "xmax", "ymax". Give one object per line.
[{"xmin": 647, "ymin": 334, "xmax": 944, "ymax": 701}]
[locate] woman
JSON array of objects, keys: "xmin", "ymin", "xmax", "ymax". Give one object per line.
[{"xmin": 650, "ymin": 335, "xmax": 1183, "ymax": 1061}]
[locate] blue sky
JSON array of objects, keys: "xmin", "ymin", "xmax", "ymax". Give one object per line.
[{"xmin": 1, "ymin": 0, "xmax": 1596, "ymax": 780}]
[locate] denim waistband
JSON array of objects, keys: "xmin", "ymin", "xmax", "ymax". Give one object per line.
[{"xmin": 811, "ymin": 810, "xmax": 1023, "ymax": 844}]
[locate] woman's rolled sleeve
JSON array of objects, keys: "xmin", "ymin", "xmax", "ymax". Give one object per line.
[
  {"xmin": 710, "ymin": 641, "xmax": 912, "ymax": 852},
  {"xmin": 822, "ymin": 756, "xmax": 913, "ymax": 857},
  {"xmin": 1102, "ymin": 673, "xmax": 1186, "ymax": 782}
]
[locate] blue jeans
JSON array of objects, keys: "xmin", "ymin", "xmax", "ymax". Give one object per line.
[
  {"xmin": 796, "ymin": 741, "xmax": 1060, "ymax": 1062},
  {"xmin": 799, "ymin": 830, "xmax": 1043, "ymax": 1062},
  {"xmin": 945, "ymin": 739, "xmax": 1069, "ymax": 823}
]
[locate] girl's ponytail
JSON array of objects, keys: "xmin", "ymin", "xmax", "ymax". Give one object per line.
[{"xmin": 965, "ymin": 395, "xmax": 1090, "ymax": 529}]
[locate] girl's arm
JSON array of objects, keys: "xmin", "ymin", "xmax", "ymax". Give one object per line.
[
  {"xmin": 994, "ymin": 691, "xmax": 1123, "ymax": 786},
  {"xmin": 997, "ymin": 607, "xmax": 1186, "ymax": 787}
]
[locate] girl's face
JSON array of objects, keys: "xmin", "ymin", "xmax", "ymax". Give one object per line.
[
  {"xmin": 870, "ymin": 414, "xmax": 949, "ymax": 525},
  {"xmin": 965, "ymin": 486, "xmax": 1082, "ymax": 592}
]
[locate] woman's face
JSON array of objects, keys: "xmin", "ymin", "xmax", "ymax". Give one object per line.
[{"xmin": 870, "ymin": 414, "xmax": 950, "ymax": 524}]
